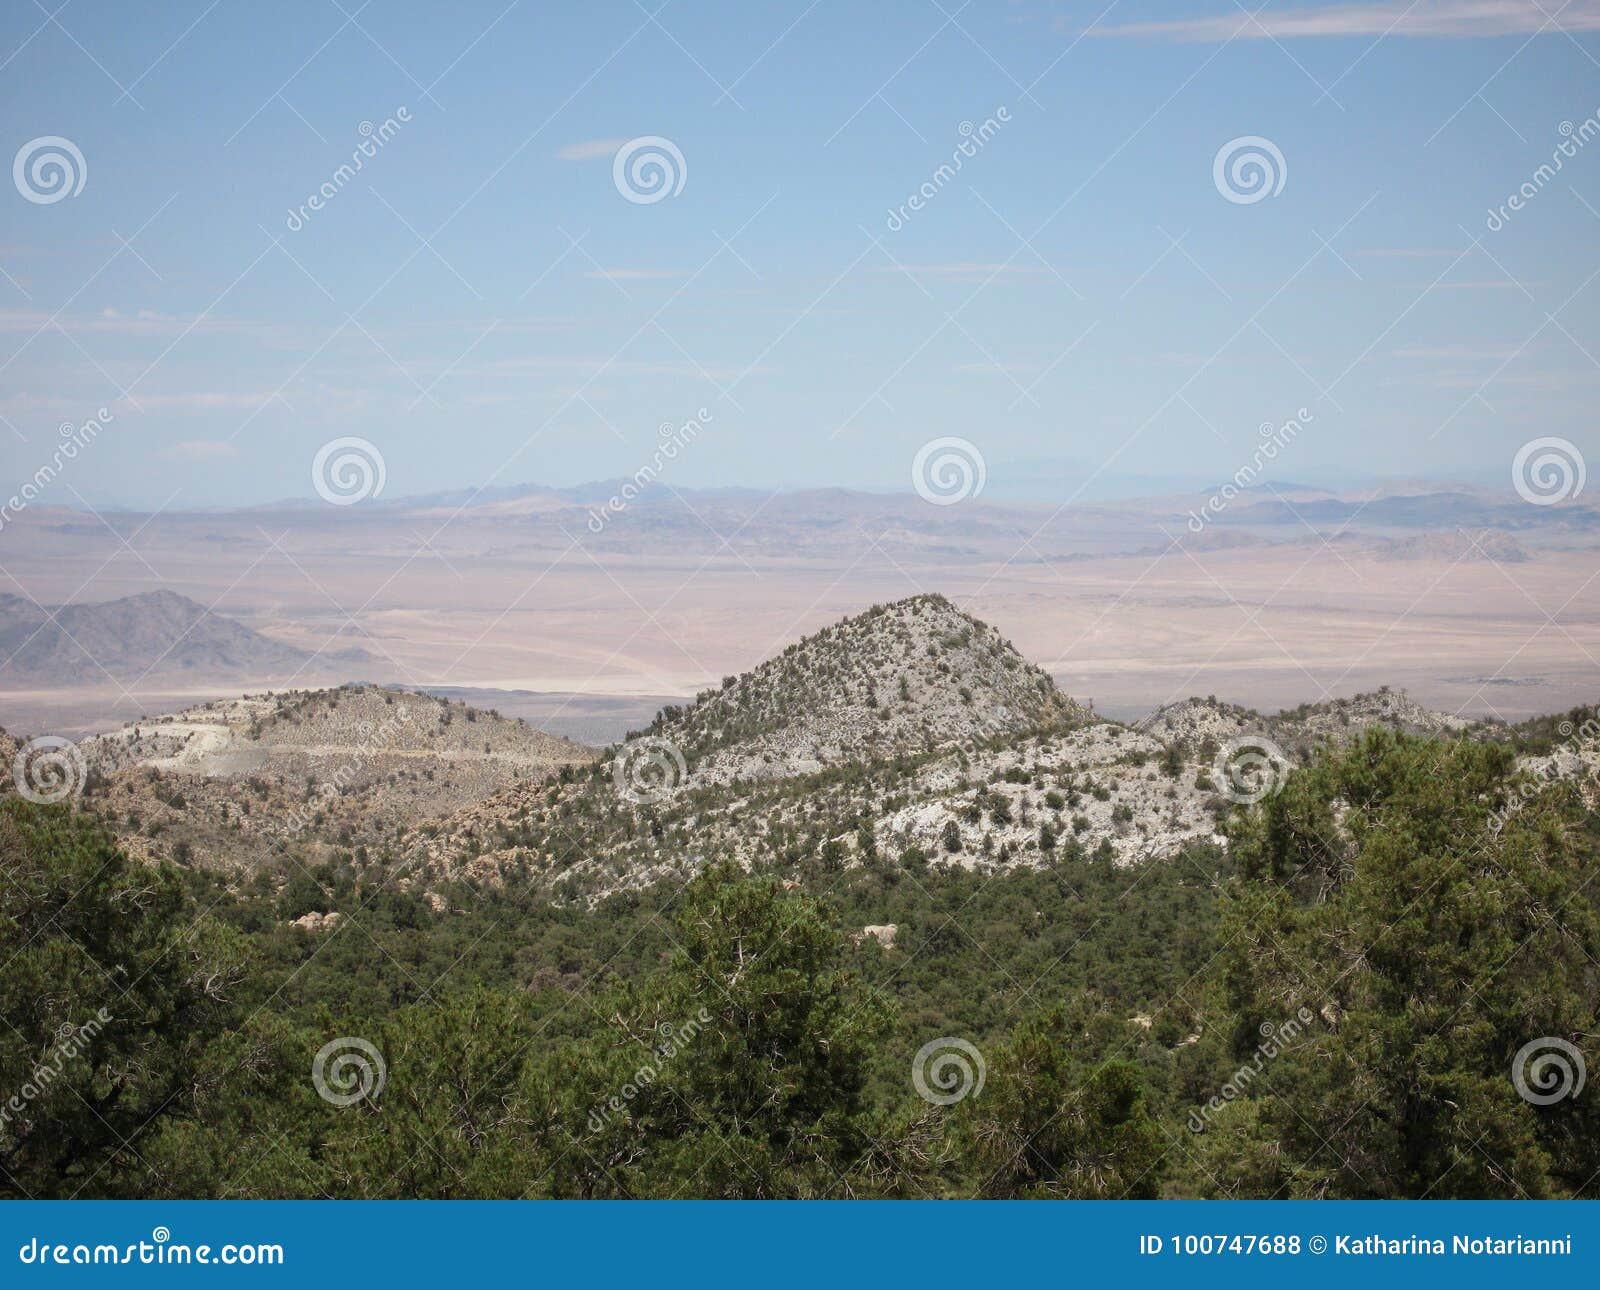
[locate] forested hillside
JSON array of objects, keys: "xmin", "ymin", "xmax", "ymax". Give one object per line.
[{"xmin": 3, "ymin": 726, "xmax": 1596, "ymax": 1199}]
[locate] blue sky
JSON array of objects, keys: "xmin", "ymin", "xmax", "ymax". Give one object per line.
[{"xmin": 2, "ymin": 0, "xmax": 1598, "ymax": 507}]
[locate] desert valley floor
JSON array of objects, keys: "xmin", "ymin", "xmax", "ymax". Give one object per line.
[{"xmin": 2, "ymin": 482, "xmax": 1596, "ymax": 740}]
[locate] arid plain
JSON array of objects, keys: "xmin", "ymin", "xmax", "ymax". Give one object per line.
[{"xmin": 3, "ymin": 479, "xmax": 1595, "ymax": 740}]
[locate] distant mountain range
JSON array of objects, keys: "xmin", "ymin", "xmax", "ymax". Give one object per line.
[
  {"xmin": 0, "ymin": 590, "xmax": 367, "ymax": 687},
  {"xmin": 41, "ymin": 473, "xmax": 1594, "ymax": 532},
  {"xmin": 1215, "ymin": 491, "xmax": 1598, "ymax": 530}
]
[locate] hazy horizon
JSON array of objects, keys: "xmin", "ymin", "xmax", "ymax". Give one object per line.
[{"xmin": 28, "ymin": 463, "xmax": 1548, "ymax": 515}]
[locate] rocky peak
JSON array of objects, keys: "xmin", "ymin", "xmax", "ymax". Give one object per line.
[{"xmin": 639, "ymin": 594, "xmax": 1090, "ymax": 784}]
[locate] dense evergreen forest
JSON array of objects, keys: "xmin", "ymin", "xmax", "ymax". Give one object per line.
[{"xmin": 3, "ymin": 728, "xmax": 1597, "ymax": 1199}]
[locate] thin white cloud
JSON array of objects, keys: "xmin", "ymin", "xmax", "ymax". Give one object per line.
[
  {"xmin": 1381, "ymin": 370, "xmax": 1595, "ymax": 388},
  {"xmin": 1353, "ymin": 247, "xmax": 1472, "ymax": 258},
  {"xmin": 868, "ymin": 263, "xmax": 1049, "ymax": 280},
  {"xmin": 1094, "ymin": 0, "xmax": 1600, "ymax": 41},
  {"xmin": 131, "ymin": 392, "xmax": 280, "ymax": 410},
  {"xmin": 164, "ymin": 439, "xmax": 240, "ymax": 460},
  {"xmin": 583, "ymin": 268, "xmax": 688, "ymax": 281},
  {"xmin": 556, "ymin": 138, "xmax": 628, "ymax": 160},
  {"xmin": 953, "ymin": 361, "xmax": 1043, "ymax": 374},
  {"xmin": 474, "ymin": 355, "xmax": 767, "ymax": 382},
  {"xmin": 1435, "ymin": 278, "xmax": 1536, "ymax": 289},
  {"xmin": 1392, "ymin": 344, "xmax": 1527, "ymax": 358},
  {"xmin": 0, "ymin": 308, "xmax": 260, "ymax": 336},
  {"xmin": 0, "ymin": 390, "xmax": 277, "ymax": 418}
]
